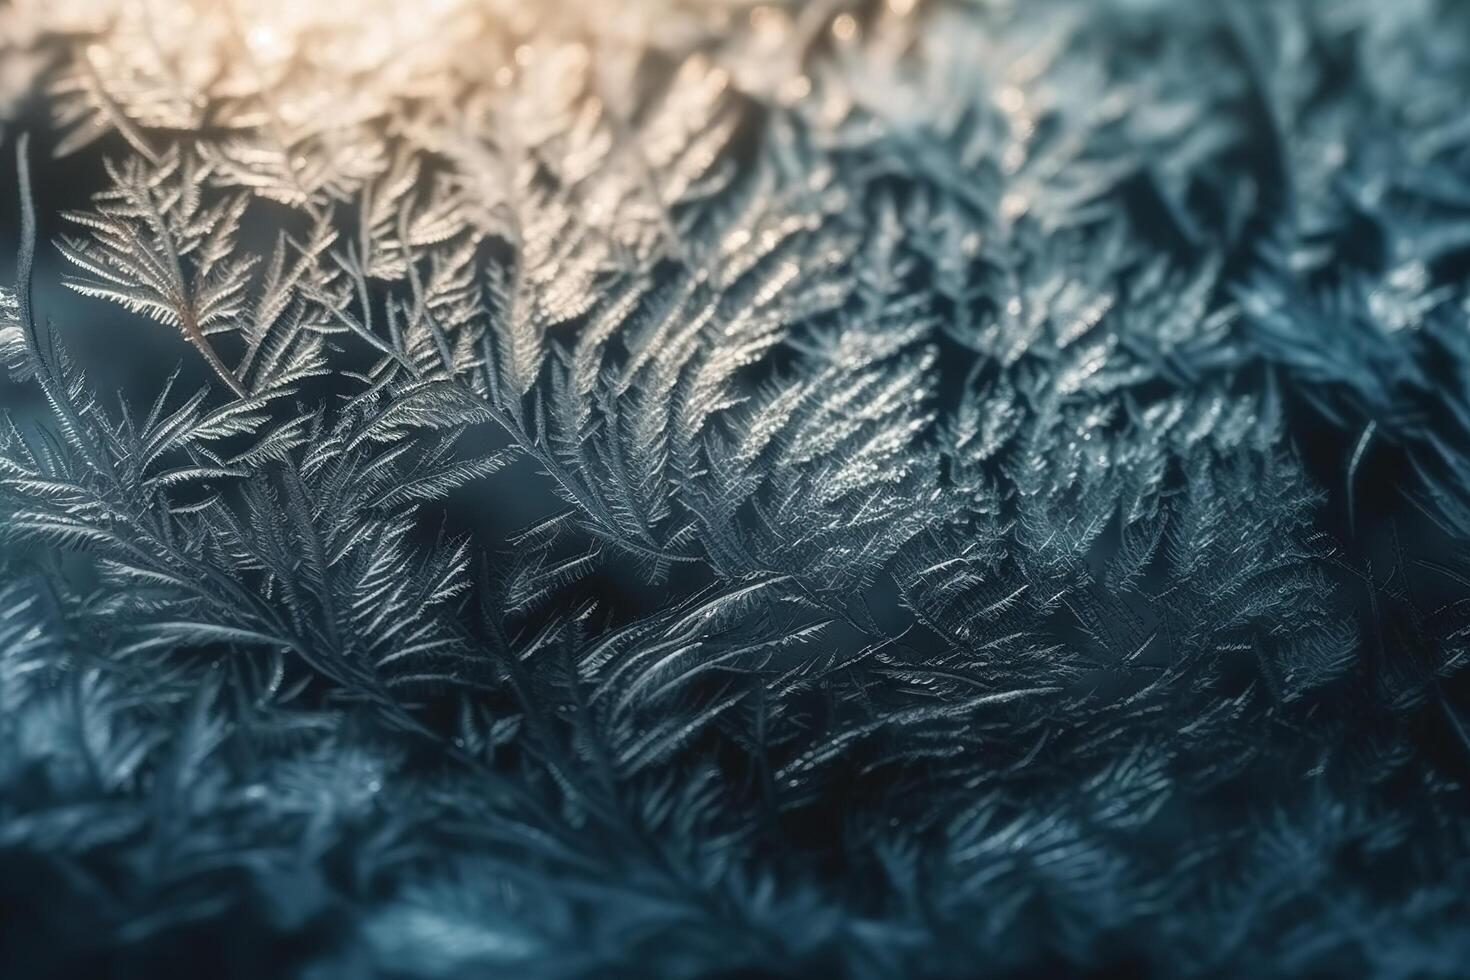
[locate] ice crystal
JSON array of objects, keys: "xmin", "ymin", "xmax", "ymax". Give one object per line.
[{"xmin": 2, "ymin": 1, "xmax": 1470, "ymax": 977}]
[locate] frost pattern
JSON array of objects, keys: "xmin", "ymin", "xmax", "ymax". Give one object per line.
[{"xmin": 3, "ymin": 1, "xmax": 1470, "ymax": 977}]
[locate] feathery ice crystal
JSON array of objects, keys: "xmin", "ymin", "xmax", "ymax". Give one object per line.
[{"xmin": 3, "ymin": 1, "xmax": 1470, "ymax": 976}]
